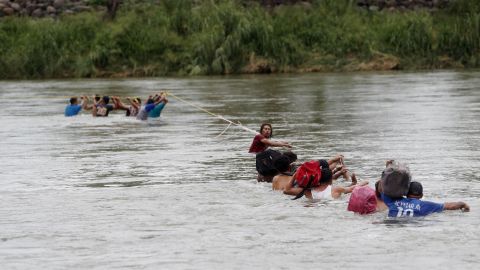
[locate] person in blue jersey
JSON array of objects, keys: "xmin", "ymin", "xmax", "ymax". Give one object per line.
[
  {"xmin": 64, "ymin": 96, "xmax": 91, "ymax": 117},
  {"xmin": 380, "ymin": 164, "xmax": 470, "ymax": 217},
  {"xmin": 148, "ymin": 92, "xmax": 168, "ymax": 118},
  {"xmin": 382, "ymin": 181, "xmax": 470, "ymax": 217}
]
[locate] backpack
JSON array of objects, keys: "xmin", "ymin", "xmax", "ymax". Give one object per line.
[
  {"xmin": 347, "ymin": 186, "xmax": 377, "ymax": 215},
  {"xmin": 381, "ymin": 165, "xmax": 411, "ymax": 198},
  {"xmin": 295, "ymin": 160, "xmax": 322, "ymax": 188},
  {"xmin": 255, "ymin": 149, "xmax": 282, "ymax": 176},
  {"xmin": 291, "ymin": 160, "xmax": 322, "ymax": 200}
]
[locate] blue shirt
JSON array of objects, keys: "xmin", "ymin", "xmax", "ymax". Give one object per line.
[
  {"xmin": 381, "ymin": 194, "xmax": 444, "ymax": 217},
  {"xmin": 136, "ymin": 103, "xmax": 157, "ymax": 120},
  {"xmin": 148, "ymin": 102, "xmax": 166, "ymax": 118},
  {"xmin": 65, "ymin": 104, "xmax": 82, "ymax": 117}
]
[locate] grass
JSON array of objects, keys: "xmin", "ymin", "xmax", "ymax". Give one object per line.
[{"xmin": 0, "ymin": 0, "xmax": 478, "ymax": 79}]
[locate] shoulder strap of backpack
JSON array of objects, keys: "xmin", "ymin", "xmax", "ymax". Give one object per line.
[{"xmin": 291, "ymin": 175, "xmax": 314, "ymax": 200}]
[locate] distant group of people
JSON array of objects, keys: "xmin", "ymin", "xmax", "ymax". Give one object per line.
[
  {"xmin": 64, "ymin": 92, "xmax": 168, "ymax": 120},
  {"xmin": 249, "ymin": 123, "xmax": 470, "ymax": 218}
]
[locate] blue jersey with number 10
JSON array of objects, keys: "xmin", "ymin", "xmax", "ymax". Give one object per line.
[{"xmin": 381, "ymin": 194, "xmax": 444, "ymax": 217}]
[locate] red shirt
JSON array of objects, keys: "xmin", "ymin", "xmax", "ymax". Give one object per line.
[{"xmin": 249, "ymin": 134, "xmax": 267, "ymax": 153}]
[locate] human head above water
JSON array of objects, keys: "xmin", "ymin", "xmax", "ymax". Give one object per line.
[
  {"xmin": 69, "ymin": 97, "xmax": 78, "ymax": 105},
  {"xmin": 282, "ymin": 151, "xmax": 297, "ymax": 164},
  {"xmin": 259, "ymin": 123, "xmax": 272, "ymax": 138},
  {"xmin": 319, "ymin": 168, "xmax": 333, "ymax": 184},
  {"xmin": 273, "ymin": 155, "xmax": 291, "ymax": 173},
  {"xmin": 407, "ymin": 181, "xmax": 423, "ymax": 198}
]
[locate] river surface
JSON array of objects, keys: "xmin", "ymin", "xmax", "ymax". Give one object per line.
[{"xmin": 0, "ymin": 71, "xmax": 479, "ymax": 269}]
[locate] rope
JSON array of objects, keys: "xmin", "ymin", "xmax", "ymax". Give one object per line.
[
  {"xmin": 166, "ymin": 91, "xmax": 314, "ymax": 153},
  {"xmin": 215, "ymin": 122, "xmax": 232, "ymax": 138},
  {"xmin": 166, "ymin": 91, "xmax": 258, "ymax": 135}
]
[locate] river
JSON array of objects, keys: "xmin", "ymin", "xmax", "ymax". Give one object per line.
[{"xmin": 0, "ymin": 71, "xmax": 479, "ymax": 269}]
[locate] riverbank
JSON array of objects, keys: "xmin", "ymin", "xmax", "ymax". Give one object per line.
[{"xmin": 0, "ymin": 0, "xmax": 478, "ymax": 79}]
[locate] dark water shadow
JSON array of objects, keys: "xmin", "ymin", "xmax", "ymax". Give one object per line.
[{"xmin": 373, "ymin": 217, "xmax": 444, "ymax": 227}]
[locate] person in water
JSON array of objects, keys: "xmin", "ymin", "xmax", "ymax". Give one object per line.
[
  {"xmin": 64, "ymin": 96, "xmax": 91, "ymax": 117},
  {"xmin": 136, "ymin": 95, "xmax": 166, "ymax": 121},
  {"xmin": 283, "ymin": 167, "xmax": 368, "ymax": 200},
  {"xmin": 272, "ymin": 153, "xmax": 298, "ymax": 191},
  {"xmin": 249, "ymin": 123, "xmax": 292, "ymax": 153},
  {"xmin": 92, "ymin": 95, "xmax": 115, "ymax": 117},
  {"xmin": 112, "ymin": 96, "xmax": 141, "ymax": 117},
  {"xmin": 382, "ymin": 180, "xmax": 470, "ymax": 217},
  {"xmin": 148, "ymin": 92, "xmax": 168, "ymax": 118},
  {"xmin": 380, "ymin": 164, "xmax": 470, "ymax": 217},
  {"xmin": 321, "ymin": 154, "xmax": 352, "ymax": 182},
  {"xmin": 272, "ymin": 153, "xmax": 353, "ymax": 191}
]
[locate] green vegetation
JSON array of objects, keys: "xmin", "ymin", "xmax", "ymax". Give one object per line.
[{"xmin": 0, "ymin": 0, "xmax": 479, "ymax": 79}]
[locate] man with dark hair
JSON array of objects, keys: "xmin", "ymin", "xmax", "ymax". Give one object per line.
[
  {"xmin": 92, "ymin": 95, "xmax": 115, "ymax": 117},
  {"xmin": 65, "ymin": 96, "xmax": 91, "ymax": 117},
  {"xmin": 272, "ymin": 155, "xmax": 295, "ymax": 191}
]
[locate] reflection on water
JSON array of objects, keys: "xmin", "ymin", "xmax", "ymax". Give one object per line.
[{"xmin": 0, "ymin": 71, "xmax": 479, "ymax": 269}]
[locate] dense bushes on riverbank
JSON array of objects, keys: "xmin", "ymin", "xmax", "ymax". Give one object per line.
[{"xmin": 0, "ymin": 0, "xmax": 479, "ymax": 79}]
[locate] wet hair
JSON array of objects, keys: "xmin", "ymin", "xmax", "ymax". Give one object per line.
[
  {"xmin": 259, "ymin": 123, "xmax": 273, "ymax": 138},
  {"xmin": 273, "ymin": 156, "xmax": 291, "ymax": 173},
  {"xmin": 102, "ymin": 96, "xmax": 110, "ymax": 104},
  {"xmin": 282, "ymin": 151, "xmax": 297, "ymax": 164},
  {"xmin": 407, "ymin": 181, "xmax": 423, "ymax": 197},
  {"xmin": 94, "ymin": 95, "xmax": 101, "ymax": 102},
  {"xmin": 319, "ymin": 168, "xmax": 333, "ymax": 184},
  {"xmin": 318, "ymin": 159, "xmax": 329, "ymax": 169},
  {"xmin": 69, "ymin": 97, "xmax": 78, "ymax": 105}
]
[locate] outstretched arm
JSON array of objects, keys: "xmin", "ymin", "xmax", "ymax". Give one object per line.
[
  {"xmin": 332, "ymin": 180, "xmax": 369, "ymax": 199},
  {"xmin": 113, "ymin": 96, "xmax": 130, "ymax": 110},
  {"xmin": 328, "ymin": 154, "xmax": 344, "ymax": 166},
  {"xmin": 81, "ymin": 96, "xmax": 92, "ymax": 110},
  {"xmin": 129, "ymin": 98, "xmax": 141, "ymax": 110},
  {"xmin": 92, "ymin": 95, "xmax": 98, "ymax": 117},
  {"xmin": 260, "ymin": 137, "xmax": 292, "ymax": 149},
  {"xmin": 154, "ymin": 93, "xmax": 169, "ymax": 106},
  {"xmin": 283, "ymin": 172, "xmax": 303, "ymax": 196},
  {"xmin": 444, "ymin": 202, "xmax": 470, "ymax": 212}
]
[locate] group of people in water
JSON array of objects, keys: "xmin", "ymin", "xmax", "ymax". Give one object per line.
[
  {"xmin": 249, "ymin": 123, "xmax": 470, "ymax": 217},
  {"xmin": 64, "ymin": 92, "xmax": 168, "ymax": 120}
]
